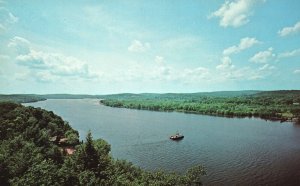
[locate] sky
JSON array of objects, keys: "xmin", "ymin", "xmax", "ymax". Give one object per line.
[{"xmin": 0, "ymin": 0, "xmax": 300, "ymax": 94}]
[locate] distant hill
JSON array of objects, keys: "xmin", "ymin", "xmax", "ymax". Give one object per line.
[
  {"xmin": 100, "ymin": 90, "xmax": 261, "ymax": 100},
  {"xmin": 42, "ymin": 94, "xmax": 99, "ymax": 99},
  {"xmin": 0, "ymin": 90, "xmax": 299, "ymax": 103},
  {"xmin": 0, "ymin": 94, "xmax": 46, "ymax": 103}
]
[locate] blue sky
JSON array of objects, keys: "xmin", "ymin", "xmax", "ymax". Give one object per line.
[{"xmin": 0, "ymin": 0, "xmax": 300, "ymax": 94}]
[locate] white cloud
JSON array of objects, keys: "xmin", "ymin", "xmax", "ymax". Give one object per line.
[
  {"xmin": 16, "ymin": 50, "xmax": 48, "ymax": 69},
  {"xmin": 8, "ymin": 36, "xmax": 30, "ymax": 54},
  {"xmin": 294, "ymin": 69, "xmax": 300, "ymax": 74},
  {"xmin": 128, "ymin": 40, "xmax": 150, "ymax": 53},
  {"xmin": 258, "ymin": 64, "xmax": 275, "ymax": 71},
  {"xmin": 223, "ymin": 37, "xmax": 260, "ymax": 55},
  {"xmin": 215, "ymin": 57, "xmax": 252, "ymax": 81},
  {"xmin": 16, "ymin": 50, "xmax": 97, "ymax": 79},
  {"xmin": 0, "ymin": 7, "xmax": 18, "ymax": 33},
  {"xmin": 181, "ymin": 67, "xmax": 210, "ymax": 82},
  {"xmin": 249, "ymin": 47, "xmax": 275, "ymax": 63},
  {"xmin": 155, "ymin": 56, "xmax": 165, "ymax": 65},
  {"xmin": 35, "ymin": 71, "xmax": 58, "ymax": 83},
  {"xmin": 209, "ymin": 0, "xmax": 265, "ymax": 27},
  {"xmin": 228, "ymin": 66, "xmax": 273, "ymax": 81},
  {"xmin": 278, "ymin": 21, "xmax": 300, "ymax": 37},
  {"xmin": 278, "ymin": 48, "xmax": 300, "ymax": 58},
  {"xmin": 9, "ymin": 36, "xmax": 99, "ymax": 81},
  {"xmin": 151, "ymin": 56, "xmax": 173, "ymax": 80},
  {"xmin": 216, "ymin": 56, "xmax": 235, "ymax": 70},
  {"xmin": 214, "ymin": 56, "xmax": 275, "ymax": 81}
]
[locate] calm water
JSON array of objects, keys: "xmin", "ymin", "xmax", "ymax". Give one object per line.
[{"xmin": 24, "ymin": 99, "xmax": 300, "ymax": 185}]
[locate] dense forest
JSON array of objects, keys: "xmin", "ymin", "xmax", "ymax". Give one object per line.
[
  {"xmin": 0, "ymin": 94, "xmax": 46, "ymax": 103},
  {"xmin": 100, "ymin": 90, "xmax": 300, "ymax": 124},
  {"xmin": 0, "ymin": 102, "xmax": 205, "ymax": 185}
]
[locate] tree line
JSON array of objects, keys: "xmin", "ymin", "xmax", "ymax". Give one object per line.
[{"xmin": 100, "ymin": 90, "xmax": 300, "ymax": 123}]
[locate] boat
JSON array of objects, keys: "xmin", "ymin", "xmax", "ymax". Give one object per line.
[{"xmin": 170, "ymin": 132, "xmax": 184, "ymax": 140}]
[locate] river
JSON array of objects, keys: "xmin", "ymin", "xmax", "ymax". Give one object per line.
[{"xmin": 24, "ymin": 99, "xmax": 300, "ymax": 185}]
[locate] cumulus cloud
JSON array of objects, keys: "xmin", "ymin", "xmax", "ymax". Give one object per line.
[
  {"xmin": 249, "ymin": 47, "xmax": 275, "ymax": 63},
  {"xmin": 209, "ymin": 0, "xmax": 265, "ymax": 27},
  {"xmin": 16, "ymin": 50, "xmax": 48, "ymax": 69},
  {"xmin": 215, "ymin": 57, "xmax": 251, "ymax": 81},
  {"xmin": 16, "ymin": 50, "xmax": 97, "ymax": 79},
  {"xmin": 278, "ymin": 21, "xmax": 300, "ymax": 37},
  {"xmin": 9, "ymin": 36, "xmax": 99, "ymax": 81},
  {"xmin": 278, "ymin": 48, "xmax": 300, "ymax": 58},
  {"xmin": 223, "ymin": 37, "xmax": 260, "ymax": 55},
  {"xmin": 128, "ymin": 40, "xmax": 150, "ymax": 53},
  {"xmin": 216, "ymin": 56, "xmax": 235, "ymax": 70},
  {"xmin": 213, "ymin": 55, "xmax": 274, "ymax": 81}
]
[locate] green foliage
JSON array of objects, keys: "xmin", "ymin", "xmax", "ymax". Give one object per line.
[
  {"xmin": 78, "ymin": 170, "xmax": 100, "ymax": 186},
  {"xmin": 186, "ymin": 165, "xmax": 206, "ymax": 184},
  {"xmin": 0, "ymin": 102, "xmax": 205, "ymax": 185},
  {"xmin": 0, "ymin": 95, "xmax": 46, "ymax": 103},
  {"xmin": 65, "ymin": 129, "xmax": 80, "ymax": 145},
  {"xmin": 11, "ymin": 159, "xmax": 61, "ymax": 186},
  {"xmin": 101, "ymin": 90, "xmax": 300, "ymax": 123}
]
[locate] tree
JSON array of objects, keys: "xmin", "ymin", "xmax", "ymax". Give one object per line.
[
  {"xmin": 84, "ymin": 130, "xmax": 99, "ymax": 172},
  {"xmin": 78, "ymin": 170, "xmax": 100, "ymax": 186},
  {"xmin": 65, "ymin": 129, "xmax": 79, "ymax": 145},
  {"xmin": 11, "ymin": 160, "xmax": 61, "ymax": 186},
  {"xmin": 186, "ymin": 165, "xmax": 206, "ymax": 185}
]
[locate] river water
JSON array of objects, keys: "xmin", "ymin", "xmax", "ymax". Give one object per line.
[{"xmin": 24, "ymin": 99, "xmax": 300, "ymax": 185}]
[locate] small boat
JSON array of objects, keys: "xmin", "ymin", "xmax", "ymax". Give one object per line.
[{"xmin": 170, "ymin": 132, "xmax": 184, "ymax": 140}]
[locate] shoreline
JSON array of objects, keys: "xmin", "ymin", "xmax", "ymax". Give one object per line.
[{"xmin": 99, "ymin": 101, "xmax": 299, "ymax": 124}]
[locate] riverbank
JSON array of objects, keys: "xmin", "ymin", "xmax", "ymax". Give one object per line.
[{"xmin": 100, "ymin": 90, "xmax": 300, "ymax": 124}]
